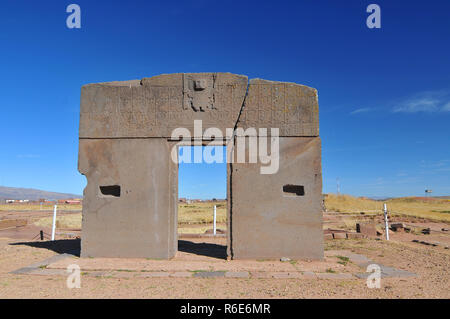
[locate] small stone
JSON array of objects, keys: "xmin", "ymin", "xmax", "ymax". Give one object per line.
[
  {"xmin": 333, "ymin": 232, "xmax": 347, "ymax": 239},
  {"xmin": 356, "ymin": 223, "xmax": 377, "ymax": 237},
  {"xmin": 390, "ymin": 223, "xmax": 404, "ymax": 232},
  {"xmin": 347, "ymin": 232, "xmax": 365, "ymax": 239},
  {"xmin": 324, "ymin": 233, "xmax": 333, "ymax": 240}
]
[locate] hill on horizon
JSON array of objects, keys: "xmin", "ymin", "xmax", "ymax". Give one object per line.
[{"xmin": 0, "ymin": 186, "xmax": 81, "ymax": 201}]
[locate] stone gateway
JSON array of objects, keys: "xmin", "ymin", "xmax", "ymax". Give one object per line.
[{"xmin": 78, "ymin": 73, "xmax": 323, "ymax": 260}]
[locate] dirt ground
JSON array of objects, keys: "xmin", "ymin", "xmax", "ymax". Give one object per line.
[{"xmin": 0, "ymin": 210, "xmax": 449, "ymax": 298}]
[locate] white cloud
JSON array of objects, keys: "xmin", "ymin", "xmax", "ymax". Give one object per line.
[
  {"xmin": 350, "ymin": 107, "xmax": 372, "ymax": 115},
  {"xmin": 442, "ymin": 102, "xmax": 450, "ymax": 112},
  {"xmin": 393, "ymin": 90, "xmax": 450, "ymax": 113}
]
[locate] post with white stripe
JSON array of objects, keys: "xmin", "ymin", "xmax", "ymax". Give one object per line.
[
  {"xmin": 383, "ymin": 203, "xmax": 389, "ymax": 240},
  {"xmin": 213, "ymin": 205, "xmax": 217, "ymax": 236},
  {"xmin": 51, "ymin": 204, "xmax": 57, "ymax": 241}
]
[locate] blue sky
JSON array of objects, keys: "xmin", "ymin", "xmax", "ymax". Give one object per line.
[{"xmin": 0, "ymin": 0, "xmax": 449, "ymax": 198}]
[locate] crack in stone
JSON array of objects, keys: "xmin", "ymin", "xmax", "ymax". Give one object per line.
[
  {"xmin": 232, "ymin": 78, "xmax": 250, "ymax": 136},
  {"xmin": 227, "ymin": 78, "xmax": 250, "ymax": 259}
]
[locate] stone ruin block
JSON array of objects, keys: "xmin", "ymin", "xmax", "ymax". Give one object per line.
[
  {"xmin": 79, "ymin": 73, "xmax": 248, "ymax": 139},
  {"xmin": 356, "ymin": 222, "xmax": 378, "ymax": 237},
  {"xmin": 229, "ymin": 137, "xmax": 323, "ymax": 259},
  {"xmin": 237, "ymin": 78, "xmax": 319, "ymax": 136},
  {"xmin": 79, "ymin": 139, "xmax": 178, "ymax": 258}
]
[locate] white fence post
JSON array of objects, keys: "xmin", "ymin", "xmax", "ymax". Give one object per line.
[
  {"xmin": 213, "ymin": 205, "xmax": 217, "ymax": 236},
  {"xmin": 51, "ymin": 204, "xmax": 57, "ymax": 241},
  {"xmin": 383, "ymin": 203, "xmax": 389, "ymax": 240}
]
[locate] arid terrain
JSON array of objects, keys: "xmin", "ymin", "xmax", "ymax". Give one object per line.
[{"xmin": 0, "ymin": 196, "xmax": 449, "ymax": 298}]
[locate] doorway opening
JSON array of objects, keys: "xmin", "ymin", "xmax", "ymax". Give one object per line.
[{"xmin": 177, "ymin": 145, "xmax": 227, "ymax": 259}]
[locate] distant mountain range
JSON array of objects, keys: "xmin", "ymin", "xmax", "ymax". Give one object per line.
[
  {"xmin": 0, "ymin": 186, "xmax": 81, "ymax": 200},
  {"xmin": 368, "ymin": 196, "xmax": 392, "ymax": 201}
]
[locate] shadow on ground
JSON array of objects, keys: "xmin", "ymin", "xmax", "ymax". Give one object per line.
[
  {"xmin": 10, "ymin": 239, "xmax": 81, "ymax": 257},
  {"xmin": 178, "ymin": 240, "xmax": 227, "ymax": 259},
  {"xmin": 10, "ymin": 239, "xmax": 227, "ymax": 260}
]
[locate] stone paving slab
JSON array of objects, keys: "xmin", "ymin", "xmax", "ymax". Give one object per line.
[
  {"xmin": 137, "ymin": 272, "xmax": 170, "ymax": 278},
  {"xmin": 355, "ymin": 266, "xmax": 417, "ymax": 279},
  {"xmin": 12, "ymin": 267, "xmax": 68, "ymax": 276},
  {"xmin": 193, "ymin": 271, "xmax": 226, "ymax": 278},
  {"xmin": 10, "ymin": 253, "xmax": 75, "ymax": 275},
  {"xmin": 46, "ymin": 257, "xmax": 304, "ymax": 272},
  {"xmin": 87, "ymin": 271, "xmax": 112, "ymax": 278},
  {"xmin": 412, "ymin": 239, "xmax": 449, "ymax": 249},
  {"xmin": 169, "ymin": 271, "xmax": 192, "ymax": 278},
  {"xmin": 326, "ymin": 250, "xmax": 372, "ymax": 267},
  {"xmin": 26, "ymin": 268, "xmax": 68, "ymax": 276},
  {"xmin": 11, "ymin": 250, "xmax": 417, "ymax": 279},
  {"xmin": 225, "ymin": 271, "xmax": 250, "ymax": 278},
  {"xmin": 328, "ymin": 250, "xmax": 417, "ymax": 279}
]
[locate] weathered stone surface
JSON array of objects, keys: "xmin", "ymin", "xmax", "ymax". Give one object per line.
[
  {"xmin": 169, "ymin": 271, "xmax": 193, "ymax": 278},
  {"xmin": 333, "ymin": 232, "xmax": 347, "ymax": 239},
  {"xmin": 193, "ymin": 271, "xmax": 226, "ymax": 278},
  {"xmin": 80, "ymin": 73, "xmax": 248, "ymax": 138},
  {"xmin": 391, "ymin": 223, "xmax": 404, "ymax": 232},
  {"xmin": 78, "ymin": 139, "xmax": 178, "ymax": 258},
  {"xmin": 80, "ymin": 74, "xmax": 319, "ymax": 139},
  {"xmin": 324, "ymin": 233, "xmax": 333, "ymax": 240},
  {"xmin": 78, "ymin": 73, "xmax": 323, "ymax": 260},
  {"xmin": 237, "ymin": 78, "xmax": 319, "ymax": 137},
  {"xmin": 229, "ymin": 137, "xmax": 323, "ymax": 260},
  {"xmin": 355, "ymin": 265, "xmax": 416, "ymax": 279},
  {"xmin": 224, "ymin": 271, "xmax": 250, "ymax": 278},
  {"xmin": 356, "ymin": 223, "xmax": 377, "ymax": 237},
  {"xmin": 11, "ymin": 254, "xmax": 76, "ymax": 276},
  {"xmin": 138, "ymin": 272, "xmax": 170, "ymax": 278},
  {"xmin": 346, "ymin": 232, "xmax": 366, "ymax": 239}
]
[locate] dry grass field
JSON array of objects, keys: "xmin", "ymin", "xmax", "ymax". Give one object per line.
[
  {"xmin": 30, "ymin": 201, "xmax": 227, "ymax": 231},
  {"xmin": 0, "ymin": 203, "xmax": 82, "ymax": 211},
  {"xmin": 26, "ymin": 196, "xmax": 450, "ymax": 232},
  {"xmin": 178, "ymin": 201, "xmax": 226, "ymax": 224},
  {"xmin": 34, "ymin": 214, "xmax": 82, "ymax": 229},
  {"xmin": 325, "ymin": 194, "xmax": 450, "ymax": 223}
]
